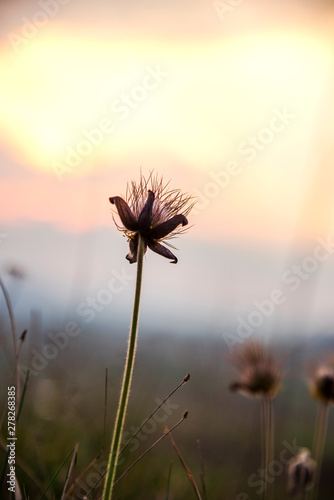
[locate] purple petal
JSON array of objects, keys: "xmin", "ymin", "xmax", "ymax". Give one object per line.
[
  {"xmin": 109, "ymin": 196, "xmax": 138, "ymax": 231},
  {"xmin": 149, "ymin": 214, "xmax": 188, "ymax": 240},
  {"xmin": 126, "ymin": 235, "xmax": 148, "ymax": 263},
  {"xmin": 138, "ymin": 190, "xmax": 154, "ymax": 233},
  {"xmin": 147, "ymin": 239, "xmax": 178, "ymax": 263},
  {"xmin": 126, "ymin": 235, "xmax": 139, "ymax": 263}
]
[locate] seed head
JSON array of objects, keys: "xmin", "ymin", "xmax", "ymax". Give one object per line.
[
  {"xmin": 309, "ymin": 357, "xmax": 334, "ymax": 405},
  {"xmin": 229, "ymin": 340, "xmax": 282, "ymax": 399},
  {"xmin": 287, "ymin": 448, "xmax": 316, "ymax": 495},
  {"xmin": 109, "ymin": 173, "xmax": 195, "ymax": 264}
]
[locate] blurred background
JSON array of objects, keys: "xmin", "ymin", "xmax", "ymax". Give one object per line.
[{"xmin": 1, "ymin": 0, "xmax": 334, "ymax": 498}]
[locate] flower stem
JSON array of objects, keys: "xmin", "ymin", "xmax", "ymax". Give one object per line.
[
  {"xmin": 103, "ymin": 235, "xmax": 145, "ymax": 500},
  {"xmin": 310, "ymin": 403, "xmax": 329, "ymax": 500},
  {"xmin": 261, "ymin": 397, "xmax": 275, "ymax": 500},
  {"xmin": 267, "ymin": 398, "xmax": 275, "ymax": 500},
  {"xmin": 261, "ymin": 398, "xmax": 267, "ymax": 500}
]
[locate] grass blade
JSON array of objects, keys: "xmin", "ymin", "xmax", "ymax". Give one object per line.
[
  {"xmin": 165, "ymin": 461, "xmax": 173, "ymax": 500},
  {"xmin": 60, "ymin": 442, "xmax": 79, "ymax": 500},
  {"xmin": 39, "ymin": 448, "xmax": 74, "ymax": 500}
]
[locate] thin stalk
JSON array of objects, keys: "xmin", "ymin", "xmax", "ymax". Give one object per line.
[
  {"xmin": 119, "ymin": 373, "xmax": 190, "ymax": 456},
  {"xmin": 165, "ymin": 461, "xmax": 173, "ymax": 500},
  {"xmin": 261, "ymin": 397, "xmax": 275, "ymax": 500},
  {"xmin": 197, "ymin": 439, "xmax": 208, "ymax": 500},
  {"xmin": 65, "ymin": 453, "xmax": 102, "ymax": 498},
  {"xmin": 267, "ymin": 398, "xmax": 274, "ymax": 500},
  {"xmin": 93, "ymin": 414, "xmax": 187, "ymax": 500},
  {"xmin": 0, "ymin": 276, "xmax": 19, "ymax": 402},
  {"xmin": 103, "ymin": 368, "xmax": 108, "ymax": 455},
  {"xmin": 311, "ymin": 403, "xmax": 329, "ymax": 500},
  {"xmin": 39, "ymin": 448, "xmax": 74, "ymax": 500},
  {"xmin": 60, "ymin": 443, "xmax": 79, "ymax": 500},
  {"xmin": 168, "ymin": 432, "xmax": 202, "ymax": 500},
  {"xmin": 102, "ymin": 235, "xmax": 145, "ymax": 500},
  {"xmin": 261, "ymin": 398, "xmax": 268, "ymax": 500},
  {"xmin": 113, "ymin": 412, "xmax": 188, "ymax": 488}
]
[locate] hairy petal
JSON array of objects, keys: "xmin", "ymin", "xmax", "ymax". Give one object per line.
[
  {"xmin": 147, "ymin": 239, "xmax": 178, "ymax": 263},
  {"xmin": 109, "ymin": 196, "xmax": 138, "ymax": 231},
  {"xmin": 138, "ymin": 190, "xmax": 155, "ymax": 233},
  {"xmin": 149, "ymin": 214, "xmax": 188, "ymax": 239}
]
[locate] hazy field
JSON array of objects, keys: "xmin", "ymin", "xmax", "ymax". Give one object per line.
[{"xmin": 2, "ymin": 322, "xmax": 334, "ymax": 499}]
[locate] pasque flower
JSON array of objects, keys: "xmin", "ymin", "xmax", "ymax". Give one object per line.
[
  {"xmin": 306, "ymin": 355, "xmax": 334, "ymax": 500},
  {"xmin": 229, "ymin": 341, "xmax": 282, "ymax": 500},
  {"xmin": 229, "ymin": 340, "xmax": 282, "ymax": 399},
  {"xmin": 110, "ymin": 174, "xmax": 194, "ymax": 263},
  {"xmin": 103, "ymin": 173, "xmax": 193, "ymax": 500},
  {"xmin": 309, "ymin": 358, "xmax": 334, "ymax": 405},
  {"xmin": 287, "ymin": 448, "xmax": 316, "ymax": 496}
]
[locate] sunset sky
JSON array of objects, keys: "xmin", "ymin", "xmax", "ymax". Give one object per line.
[{"xmin": 1, "ymin": 0, "xmax": 334, "ymax": 342}]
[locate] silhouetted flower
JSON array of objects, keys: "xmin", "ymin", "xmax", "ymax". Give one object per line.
[
  {"xmin": 287, "ymin": 448, "xmax": 316, "ymax": 495},
  {"xmin": 309, "ymin": 358, "xmax": 334, "ymax": 405},
  {"xmin": 109, "ymin": 173, "xmax": 194, "ymax": 264},
  {"xmin": 229, "ymin": 341, "xmax": 282, "ymax": 399}
]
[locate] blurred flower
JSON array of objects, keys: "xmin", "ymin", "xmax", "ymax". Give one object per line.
[
  {"xmin": 109, "ymin": 173, "xmax": 194, "ymax": 264},
  {"xmin": 287, "ymin": 448, "xmax": 316, "ymax": 496},
  {"xmin": 229, "ymin": 341, "xmax": 282, "ymax": 399},
  {"xmin": 309, "ymin": 358, "xmax": 334, "ymax": 405},
  {"xmin": 6, "ymin": 264, "xmax": 25, "ymax": 280}
]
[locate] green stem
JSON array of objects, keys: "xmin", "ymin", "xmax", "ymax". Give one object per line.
[{"xmin": 103, "ymin": 235, "xmax": 145, "ymax": 500}]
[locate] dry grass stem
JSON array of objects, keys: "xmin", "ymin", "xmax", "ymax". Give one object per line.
[
  {"xmin": 61, "ymin": 443, "xmax": 79, "ymax": 500},
  {"xmin": 119, "ymin": 373, "xmax": 190, "ymax": 456},
  {"xmin": 112, "ymin": 412, "xmax": 188, "ymax": 488},
  {"xmin": 168, "ymin": 431, "xmax": 202, "ymax": 500},
  {"xmin": 0, "ymin": 276, "xmax": 20, "ymax": 402}
]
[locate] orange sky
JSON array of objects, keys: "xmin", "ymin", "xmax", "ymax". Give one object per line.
[{"xmin": 1, "ymin": 0, "xmax": 334, "ymax": 245}]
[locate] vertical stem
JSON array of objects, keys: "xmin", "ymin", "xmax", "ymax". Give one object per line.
[
  {"xmin": 311, "ymin": 403, "xmax": 329, "ymax": 500},
  {"xmin": 0, "ymin": 276, "xmax": 19, "ymax": 404},
  {"xmin": 261, "ymin": 398, "xmax": 267, "ymax": 500},
  {"xmin": 261, "ymin": 397, "xmax": 275, "ymax": 500},
  {"xmin": 267, "ymin": 398, "xmax": 274, "ymax": 500},
  {"xmin": 103, "ymin": 235, "xmax": 145, "ymax": 500}
]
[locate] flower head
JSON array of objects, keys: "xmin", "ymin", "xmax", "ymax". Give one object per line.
[
  {"xmin": 309, "ymin": 356, "xmax": 334, "ymax": 405},
  {"xmin": 229, "ymin": 340, "xmax": 282, "ymax": 399},
  {"xmin": 109, "ymin": 173, "xmax": 194, "ymax": 264},
  {"xmin": 287, "ymin": 448, "xmax": 316, "ymax": 495}
]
